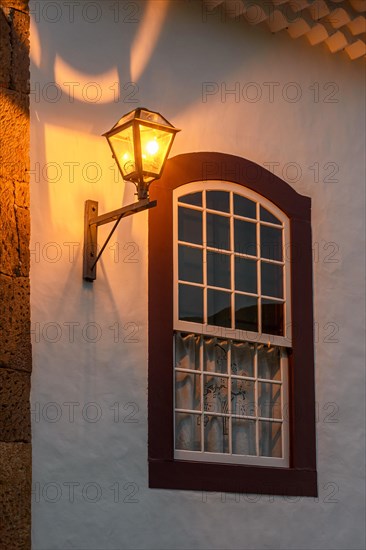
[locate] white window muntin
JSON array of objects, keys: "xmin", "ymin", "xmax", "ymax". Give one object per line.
[{"xmin": 173, "ymin": 181, "xmax": 292, "ymax": 348}]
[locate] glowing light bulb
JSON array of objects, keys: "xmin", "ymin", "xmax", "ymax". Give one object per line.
[
  {"xmin": 146, "ymin": 140, "xmax": 159, "ymax": 155},
  {"xmin": 122, "ymin": 153, "xmax": 129, "ymax": 161}
]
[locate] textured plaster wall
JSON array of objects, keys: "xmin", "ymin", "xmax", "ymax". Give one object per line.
[
  {"xmin": 0, "ymin": 1, "xmax": 31, "ymax": 548},
  {"xmin": 30, "ymin": 1, "xmax": 365, "ymax": 549}
]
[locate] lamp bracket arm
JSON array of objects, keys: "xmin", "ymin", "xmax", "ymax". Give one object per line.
[{"xmin": 83, "ymin": 198, "xmax": 156, "ymax": 281}]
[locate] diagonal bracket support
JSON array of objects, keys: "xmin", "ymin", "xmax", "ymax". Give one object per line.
[{"xmin": 83, "ymin": 198, "xmax": 157, "ymax": 282}]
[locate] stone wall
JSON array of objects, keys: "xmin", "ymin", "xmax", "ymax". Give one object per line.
[{"xmin": 0, "ymin": 1, "xmax": 31, "ymax": 548}]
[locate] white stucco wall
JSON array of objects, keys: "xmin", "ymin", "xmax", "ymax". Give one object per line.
[{"xmin": 30, "ymin": 1, "xmax": 365, "ymax": 549}]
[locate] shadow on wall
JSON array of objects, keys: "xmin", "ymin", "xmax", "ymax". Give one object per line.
[{"xmin": 28, "ymin": 0, "xmax": 259, "ymax": 255}]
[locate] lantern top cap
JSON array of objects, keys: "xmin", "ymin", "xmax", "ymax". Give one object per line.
[{"xmin": 104, "ymin": 107, "xmax": 179, "ymax": 136}]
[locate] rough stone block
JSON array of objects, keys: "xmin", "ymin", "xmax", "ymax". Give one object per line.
[
  {"xmin": 15, "ymin": 206, "xmax": 30, "ymax": 276},
  {"xmin": 0, "ymin": 1, "xmax": 29, "ymax": 12},
  {"xmin": 0, "ymin": 9, "xmax": 11, "ymax": 89},
  {"xmin": 14, "ymin": 179, "xmax": 29, "ymax": 207},
  {"xmin": 0, "ymin": 179, "xmax": 19, "ymax": 275},
  {"xmin": 0, "ymin": 275, "xmax": 31, "ymax": 372},
  {"xmin": 0, "ymin": 368, "xmax": 30, "ymax": 441},
  {"xmin": 11, "ymin": 9, "xmax": 30, "ymax": 94},
  {"xmin": 0, "ymin": 442, "xmax": 31, "ymax": 549},
  {"xmin": 0, "ymin": 88, "xmax": 29, "ymax": 182}
]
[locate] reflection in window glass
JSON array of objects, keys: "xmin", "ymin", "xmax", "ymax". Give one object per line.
[
  {"xmin": 207, "ymin": 289, "xmax": 231, "ymax": 327},
  {"xmin": 207, "ymin": 191, "xmax": 230, "ymax": 212},
  {"xmin": 234, "ymin": 219, "xmax": 257, "ymax": 256},
  {"xmin": 179, "ymin": 284, "xmax": 203, "ymax": 323},
  {"xmin": 207, "ymin": 213, "xmax": 230, "ymax": 250},
  {"xmin": 261, "ymin": 262, "xmax": 283, "ymax": 299},
  {"xmin": 207, "ymin": 251, "xmax": 231, "ymax": 289},
  {"xmin": 178, "ymin": 192, "xmax": 202, "ymax": 207},
  {"xmin": 235, "ymin": 294, "xmax": 258, "ymax": 332},
  {"xmin": 260, "ymin": 205, "xmax": 281, "ymax": 225},
  {"xmin": 262, "ymin": 299, "xmax": 284, "ymax": 336},
  {"xmin": 179, "ymin": 245, "xmax": 203, "ymax": 284},
  {"xmin": 235, "ymin": 257, "xmax": 257, "ymax": 294},
  {"xmin": 260, "ymin": 225, "xmax": 283, "ymax": 261},
  {"xmin": 234, "ymin": 194, "xmax": 256, "ymax": 219},
  {"xmin": 178, "ymin": 207, "xmax": 202, "ymax": 245}
]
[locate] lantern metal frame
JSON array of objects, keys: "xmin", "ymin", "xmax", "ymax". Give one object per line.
[
  {"xmin": 103, "ymin": 107, "xmax": 180, "ymax": 200},
  {"xmin": 83, "ymin": 108, "xmax": 179, "ymax": 282}
]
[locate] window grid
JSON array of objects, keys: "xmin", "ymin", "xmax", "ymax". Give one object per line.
[
  {"xmin": 174, "ymin": 333, "xmax": 287, "ymax": 464},
  {"xmin": 177, "ymin": 189, "xmax": 288, "ymax": 341}
]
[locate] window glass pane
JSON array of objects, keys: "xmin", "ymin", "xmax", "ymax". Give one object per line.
[
  {"xmin": 231, "ymin": 379, "xmax": 255, "ymax": 417},
  {"xmin": 258, "ymin": 345, "xmax": 281, "ymax": 380},
  {"xmin": 234, "ymin": 219, "xmax": 257, "ymax": 256},
  {"xmin": 204, "ymin": 375, "xmax": 228, "ymax": 414},
  {"xmin": 258, "ymin": 383, "xmax": 282, "ymax": 419},
  {"xmin": 232, "ymin": 419, "xmax": 256, "ymax": 455},
  {"xmin": 260, "ymin": 206, "xmax": 281, "ymax": 225},
  {"xmin": 234, "ymin": 195, "xmax": 256, "ymax": 219},
  {"xmin": 204, "ymin": 415, "xmax": 229, "ymax": 453},
  {"xmin": 203, "ymin": 337, "xmax": 228, "ymax": 373},
  {"xmin": 175, "ymin": 333, "xmax": 201, "ymax": 371},
  {"xmin": 235, "ymin": 257, "xmax": 257, "ymax": 294},
  {"xmin": 175, "ymin": 413, "xmax": 201, "ymax": 451},
  {"xmin": 179, "ymin": 245, "xmax": 203, "ymax": 284},
  {"xmin": 206, "ymin": 191, "xmax": 230, "ymax": 213},
  {"xmin": 235, "ymin": 294, "xmax": 258, "ymax": 332},
  {"xmin": 178, "ymin": 192, "xmax": 202, "ymax": 207},
  {"xmin": 207, "ymin": 251, "xmax": 231, "ymax": 289},
  {"xmin": 231, "ymin": 341, "xmax": 255, "ymax": 377},
  {"xmin": 178, "ymin": 207, "xmax": 202, "ymax": 245},
  {"xmin": 261, "ymin": 262, "xmax": 283, "ymax": 299},
  {"xmin": 175, "ymin": 371, "xmax": 201, "ymax": 411},
  {"xmin": 262, "ymin": 299, "xmax": 284, "ymax": 336},
  {"xmin": 260, "ymin": 225, "xmax": 283, "ymax": 261},
  {"xmin": 207, "ymin": 289, "xmax": 231, "ymax": 327},
  {"xmin": 179, "ymin": 284, "xmax": 203, "ymax": 323},
  {"xmin": 259, "ymin": 421, "xmax": 282, "ymax": 458},
  {"xmin": 207, "ymin": 213, "xmax": 230, "ymax": 250}
]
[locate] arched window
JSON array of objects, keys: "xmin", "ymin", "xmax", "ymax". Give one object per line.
[
  {"xmin": 149, "ymin": 153, "xmax": 317, "ymax": 496},
  {"xmin": 174, "ymin": 182, "xmax": 290, "ymax": 467}
]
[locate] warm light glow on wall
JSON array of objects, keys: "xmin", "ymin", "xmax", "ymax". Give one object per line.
[{"xmin": 42, "ymin": 123, "xmax": 108, "ymax": 233}]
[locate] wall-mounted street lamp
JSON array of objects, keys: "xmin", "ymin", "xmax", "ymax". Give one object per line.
[{"xmin": 83, "ymin": 107, "xmax": 180, "ymax": 281}]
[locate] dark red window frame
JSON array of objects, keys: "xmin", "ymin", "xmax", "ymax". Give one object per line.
[{"xmin": 148, "ymin": 152, "xmax": 317, "ymax": 496}]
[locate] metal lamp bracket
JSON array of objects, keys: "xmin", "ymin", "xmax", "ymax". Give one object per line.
[{"xmin": 83, "ymin": 198, "xmax": 156, "ymax": 281}]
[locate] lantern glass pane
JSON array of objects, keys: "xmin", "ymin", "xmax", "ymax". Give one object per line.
[
  {"xmin": 111, "ymin": 110, "xmax": 135, "ymax": 129},
  {"xmin": 139, "ymin": 124, "xmax": 174, "ymax": 176},
  {"xmin": 139, "ymin": 109, "xmax": 171, "ymax": 126},
  {"xmin": 108, "ymin": 125, "xmax": 136, "ymax": 178}
]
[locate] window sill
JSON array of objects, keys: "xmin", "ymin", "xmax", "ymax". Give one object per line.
[{"xmin": 149, "ymin": 458, "xmax": 318, "ymax": 497}]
